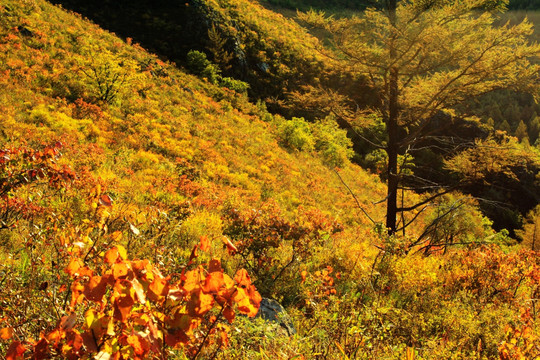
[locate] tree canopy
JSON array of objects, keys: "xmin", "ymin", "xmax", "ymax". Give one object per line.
[{"xmin": 300, "ymin": 0, "xmax": 540, "ymax": 236}]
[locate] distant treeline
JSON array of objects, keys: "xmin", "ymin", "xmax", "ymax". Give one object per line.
[
  {"xmin": 264, "ymin": 0, "xmax": 373, "ymax": 11},
  {"xmin": 509, "ymin": 0, "xmax": 540, "ymax": 9},
  {"xmin": 264, "ymin": 0, "xmax": 540, "ymax": 10}
]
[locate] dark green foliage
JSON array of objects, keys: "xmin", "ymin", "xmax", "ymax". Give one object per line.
[
  {"xmin": 459, "ymin": 90, "xmax": 539, "ymax": 142},
  {"xmin": 186, "ymin": 50, "xmax": 213, "ymax": 76},
  {"xmin": 515, "ymin": 120, "xmax": 528, "ymax": 142},
  {"xmin": 187, "ymin": 50, "xmax": 221, "ymax": 84},
  {"xmin": 529, "ymin": 116, "xmax": 540, "ymax": 144},
  {"xmin": 220, "ymin": 76, "xmax": 250, "ymax": 94},
  {"xmin": 500, "ymin": 119, "xmax": 512, "ymax": 133},
  {"xmin": 311, "ymin": 117, "xmax": 354, "ymax": 168},
  {"xmin": 277, "ymin": 116, "xmax": 354, "ymax": 167},
  {"xmin": 187, "ymin": 50, "xmax": 250, "ymax": 92},
  {"xmin": 509, "ymin": 0, "xmax": 540, "ymax": 9},
  {"xmin": 264, "ymin": 0, "xmax": 375, "ymax": 11}
]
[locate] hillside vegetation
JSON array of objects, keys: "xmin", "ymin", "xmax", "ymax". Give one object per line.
[
  {"xmin": 48, "ymin": 0, "xmax": 343, "ymax": 110},
  {"xmin": 0, "ymin": 0, "xmax": 539, "ymax": 359}
]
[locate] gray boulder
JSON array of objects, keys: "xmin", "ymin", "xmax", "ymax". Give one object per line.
[{"xmin": 255, "ymin": 298, "xmax": 296, "ymax": 336}]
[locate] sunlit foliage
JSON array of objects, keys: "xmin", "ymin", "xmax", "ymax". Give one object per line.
[{"xmin": 0, "ymin": 0, "xmax": 539, "ymax": 359}]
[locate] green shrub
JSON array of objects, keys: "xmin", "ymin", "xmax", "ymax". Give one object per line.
[
  {"xmin": 187, "ymin": 50, "xmax": 249, "ymax": 90},
  {"xmin": 312, "ymin": 117, "xmax": 354, "ymax": 167},
  {"xmin": 365, "ymin": 148, "xmax": 388, "ymax": 174},
  {"xmin": 201, "ymin": 62, "xmax": 221, "ymax": 84},
  {"xmin": 186, "ymin": 49, "xmax": 221, "ymax": 84},
  {"xmin": 186, "ymin": 50, "xmax": 211, "ymax": 74},
  {"xmin": 278, "ymin": 117, "xmax": 315, "ymax": 152},
  {"xmin": 78, "ymin": 48, "xmax": 138, "ymax": 104},
  {"xmin": 220, "ymin": 76, "xmax": 250, "ymax": 94}
]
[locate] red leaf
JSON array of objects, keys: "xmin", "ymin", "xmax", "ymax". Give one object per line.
[
  {"xmin": 33, "ymin": 338, "xmax": 48, "ymax": 360},
  {"xmin": 66, "ymin": 330, "xmax": 84, "ymax": 351},
  {"xmin": 182, "ymin": 268, "xmax": 204, "ymax": 294},
  {"xmin": 113, "ymin": 295, "xmax": 134, "ymax": 322},
  {"xmin": 223, "ymin": 306, "xmax": 235, "ymax": 323},
  {"xmin": 104, "ymin": 247, "xmax": 119, "ymax": 264},
  {"xmin": 127, "ymin": 333, "xmax": 149, "ymax": 356},
  {"xmin": 187, "ymin": 244, "xmax": 198, "ymax": 265},
  {"xmin": 208, "ymin": 259, "xmax": 221, "ymax": 273},
  {"xmin": 131, "ymin": 259, "xmax": 150, "ymax": 276},
  {"xmin": 164, "ymin": 329, "xmax": 189, "ymax": 348},
  {"xmin": 187, "ymin": 288, "xmax": 214, "ymax": 317},
  {"xmin": 233, "ymin": 285, "xmax": 261, "ymax": 317},
  {"xmin": 70, "ymin": 281, "xmax": 86, "ymax": 308},
  {"xmin": 82, "ymin": 331, "xmax": 99, "ymax": 353},
  {"xmin": 112, "ymin": 262, "xmax": 131, "ymax": 280},
  {"xmin": 83, "ymin": 275, "xmax": 109, "ymax": 302},
  {"xmin": 234, "ymin": 269, "xmax": 252, "ymax": 288},
  {"xmin": 60, "ymin": 313, "xmax": 77, "ymax": 331},
  {"xmin": 99, "ymin": 194, "xmax": 113, "ymax": 207},
  {"xmin": 65, "ymin": 258, "xmax": 84, "ymax": 277},
  {"xmin": 199, "ymin": 235, "xmax": 210, "ymax": 252},
  {"xmin": 0, "ymin": 327, "xmax": 13, "ymax": 340},
  {"xmin": 203, "ymin": 272, "xmax": 225, "ymax": 294},
  {"xmin": 148, "ymin": 276, "xmax": 169, "ymax": 302},
  {"xmin": 300, "ymin": 270, "xmax": 307, "ymax": 283},
  {"xmin": 218, "ymin": 327, "xmax": 229, "ymax": 347},
  {"xmin": 6, "ymin": 341, "xmax": 25, "ymax": 360}
]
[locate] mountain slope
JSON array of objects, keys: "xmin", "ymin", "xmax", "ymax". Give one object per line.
[
  {"xmin": 48, "ymin": 0, "xmax": 336, "ymax": 107},
  {"xmin": 0, "ymin": 0, "xmax": 386, "ymax": 221},
  {"xmin": 1, "ymin": 1, "xmax": 539, "ymax": 359}
]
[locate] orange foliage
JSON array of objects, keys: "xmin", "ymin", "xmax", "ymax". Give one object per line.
[{"xmin": 8, "ymin": 232, "xmax": 261, "ymax": 359}]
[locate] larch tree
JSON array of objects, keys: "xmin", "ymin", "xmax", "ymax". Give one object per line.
[
  {"xmin": 516, "ymin": 205, "xmax": 540, "ymax": 250},
  {"xmin": 299, "ymin": 0, "xmax": 540, "ymax": 235}
]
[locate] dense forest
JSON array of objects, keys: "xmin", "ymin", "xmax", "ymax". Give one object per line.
[{"xmin": 0, "ymin": 0, "xmax": 539, "ymax": 359}]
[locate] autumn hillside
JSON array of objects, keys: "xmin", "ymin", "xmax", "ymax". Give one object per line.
[
  {"xmin": 0, "ymin": 0, "xmax": 388, "ymax": 225},
  {"xmin": 0, "ymin": 0, "xmax": 385, "ymax": 356},
  {"xmin": 1, "ymin": 0, "xmax": 540, "ymax": 359}
]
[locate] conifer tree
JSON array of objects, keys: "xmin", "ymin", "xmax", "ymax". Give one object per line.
[
  {"xmin": 529, "ymin": 115, "xmax": 540, "ymax": 143},
  {"xmin": 207, "ymin": 24, "xmax": 234, "ymax": 72},
  {"xmin": 516, "ymin": 205, "xmax": 540, "ymax": 250},
  {"xmin": 515, "ymin": 120, "xmax": 529, "ymax": 142},
  {"xmin": 499, "ymin": 119, "xmax": 512, "ymax": 134},
  {"xmin": 300, "ymin": 0, "xmax": 540, "ymax": 235}
]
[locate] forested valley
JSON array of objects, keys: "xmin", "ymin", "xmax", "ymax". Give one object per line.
[{"xmin": 0, "ymin": 0, "xmax": 539, "ymax": 358}]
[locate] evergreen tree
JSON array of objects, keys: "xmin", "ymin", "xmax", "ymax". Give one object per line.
[
  {"xmin": 207, "ymin": 24, "xmax": 234, "ymax": 72},
  {"xmin": 515, "ymin": 120, "xmax": 529, "ymax": 142},
  {"xmin": 516, "ymin": 205, "xmax": 540, "ymax": 250},
  {"xmin": 529, "ymin": 115, "xmax": 540, "ymax": 144},
  {"xmin": 489, "ymin": 104, "xmax": 504, "ymax": 123},
  {"xmin": 499, "ymin": 119, "xmax": 512, "ymax": 134}
]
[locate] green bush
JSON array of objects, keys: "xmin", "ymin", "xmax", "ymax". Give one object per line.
[
  {"xmin": 187, "ymin": 50, "xmax": 249, "ymax": 91},
  {"xmin": 278, "ymin": 117, "xmax": 315, "ymax": 152},
  {"xmin": 276, "ymin": 116, "xmax": 354, "ymax": 167},
  {"xmin": 186, "ymin": 50, "xmax": 211, "ymax": 74},
  {"xmin": 201, "ymin": 63, "xmax": 221, "ymax": 84},
  {"xmin": 312, "ymin": 117, "xmax": 354, "ymax": 167},
  {"xmin": 186, "ymin": 49, "xmax": 221, "ymax": 84},
  {"xmin": 220, "ymin": 76, "xmax": 250, "ymax": 94}
]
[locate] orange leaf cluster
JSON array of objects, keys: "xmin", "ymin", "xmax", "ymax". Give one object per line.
[{"xmin": 7, "ymin": 245, "xmax": 261, "ymax": 359}]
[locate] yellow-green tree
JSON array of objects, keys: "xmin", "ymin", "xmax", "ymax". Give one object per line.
[
  {"xmin": 300, "ymin": 0, "xmax": 540, "ymax": 235},
  {"xmin": 516, "ymin": 205, "xmax": 540, "ymax": 250}
]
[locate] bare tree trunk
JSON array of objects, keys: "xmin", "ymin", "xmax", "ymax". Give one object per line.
[{"xmin": 385, "ymin": 0, "xmax": 399, "ymax": 235}]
